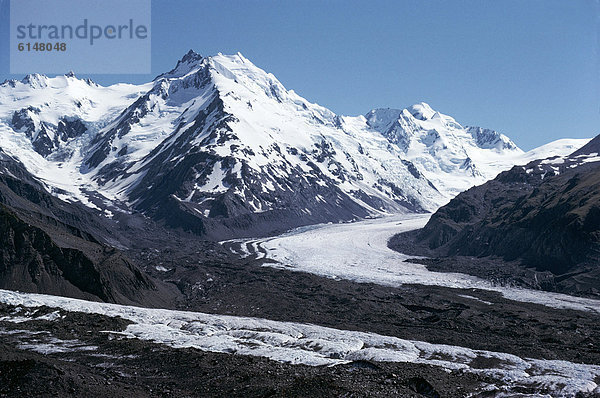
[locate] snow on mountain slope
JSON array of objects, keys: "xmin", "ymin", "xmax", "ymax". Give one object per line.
[
  {"xmin": 349, "ymin": 104, "xmax": 591, "ymax": 198},
  {"xmin": 0, "ymin": 53, "xmax": 445, "ymax": 237},
  {"xmin": 198, "ymin": 53, "xmax": 443, "ymax": 209},
  {"xmin": 0, "ymin": 73, "xmax": 150, "ymax": 155},
  {"xmin": 475, "ymin": 138, "xmax": 592, "ymax": 187},
  {"xmin": 0, "ymin": 74, "xmax": 150, "ymax": 208},
  {"xmin": 356, "ymin": 104, "xmax": 517, "ymax": 197},
  {"xmin": 0, "ymin": 51, "xmax": 590, "ymax": 237},
  {"xmin": 518, "ymin": 138, "xmax": 592, "ymax": 164}
]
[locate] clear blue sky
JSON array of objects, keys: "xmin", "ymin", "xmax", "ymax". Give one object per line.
[{"xmin": 0, "ymin": 0, "xmax": 598, "ymax": 150}]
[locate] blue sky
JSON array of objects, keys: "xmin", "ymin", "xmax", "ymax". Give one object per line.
[{"xmin": 0, "ymin": 0, "xmax": 598, "ymax": 150}]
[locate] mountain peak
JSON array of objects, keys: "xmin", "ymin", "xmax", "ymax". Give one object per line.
[
  {"xmin": 406, "ymin": 102, "xmax": 436, "ymax": 121},
  {"xmin": 154, "ymin": 50, "xmax": 254, "ymax": 82},
  {"xmin": 155, "ymin": 49, "xmax": 206, "ymax": 80},
  {"xmin": 465, "ymin": 126, "xmax": 519, "ymax": 152},
  {"xmin": 365, "ymin": 103, "xmax": 439, "ymax": 127},
  {"xmin": 21, "ymin": 73, "xmax": 49, "ymax": 88},
  {"xmin": 14, "ymin": 72, "xmax": 98, "ymax": 89},
  {"xmin": 181, "ymin": 49, "xmax": 204, "ymax": 63}
]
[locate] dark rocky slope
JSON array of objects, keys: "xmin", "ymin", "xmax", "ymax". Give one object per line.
[
  {"xmin": 391, "ymin": 135, "xmax": 600, "ymax": 297},
  {"xmin": 0, "ymin": 149, "xmax": 177, "ymax": 306}
]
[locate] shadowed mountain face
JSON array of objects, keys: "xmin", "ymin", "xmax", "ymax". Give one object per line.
[
  {"xmin": 0, "ymin": 149, "xmax": 176, "ymax": 306},
  {"xmin": 409, "ymin": 136, "xmax": 600, "ymax": 296}
]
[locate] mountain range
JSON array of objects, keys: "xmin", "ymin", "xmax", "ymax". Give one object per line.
[{"xmin": 0, "ymin": 50, "xmax": 589, "ymax": 239}]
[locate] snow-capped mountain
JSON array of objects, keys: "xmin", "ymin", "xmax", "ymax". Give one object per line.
[
  {"xmin": 1, "ymin": 73, "xmax": 149, "ymax": 157},
  {"xmin": 352, "ymin": 104, "xmax": 590, "ymax": 197},
  {"xmin": 0, "ymin": 73, "xmax": 150, "ymax": 210},
  {"xmin": 79, "ymin": 51, "xmax": 450, "ymax": 237},
  {"xmin": 358, "ymin": 104, "xmax": 519, "ymax": 197},
  {"xmin": 0, "ymin": 51, "xmax": 589, "ymax": 238}
]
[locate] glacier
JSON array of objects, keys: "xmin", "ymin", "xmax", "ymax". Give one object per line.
[{"xmin": 1, "ymin": 288, "xmax": 599, "ymax": 397}]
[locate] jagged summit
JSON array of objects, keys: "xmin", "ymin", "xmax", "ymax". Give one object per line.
[
  {"xmin": 154, "ymin": 50, "xmax": 256, "ymax": 80},
  {"xmin": 21, "ymin": 73, "xmax": 49, "ymax": 88},
  {"xmin": 17, "ymin": 72, "xmax": 98, "ymax": 88},
  {"xmin": 4, "ymin": 68, "xmax": 142, "ymax": 93},
  {"xmin": 182, "ymin": 49, "xmax": 204, "ymax": 63},
  {"xmin": 155, "ymin": 51, "xmax": 314, "ymax": 110},
  {"xmin": 365, "ymin": 102, "xmax": 440, "ymax": 125},
  {"xmin": 155, "ymin": 49, "xmax": 206, "ymax": 80},
  {"xmin": 362, "ymin": 102, "xmax": 523, "ymax": 196},
  {"xmin": 465, "ymin": 126, "xmax": 519, "ymax": 151}
]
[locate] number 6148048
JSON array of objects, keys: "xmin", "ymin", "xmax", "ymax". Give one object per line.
[{"xmin": 18, "ymin": 42, "xmax": 67, "ymax": 51}]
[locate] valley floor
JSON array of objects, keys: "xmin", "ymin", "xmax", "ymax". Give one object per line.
[{"xmin": 1, "ymin": 214, "xmax": 600, "ymax": 397}]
